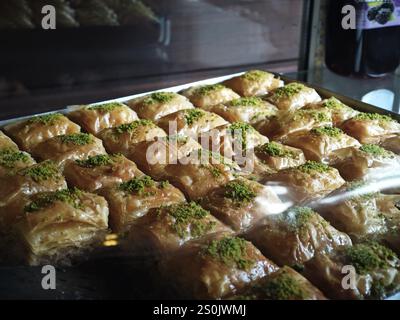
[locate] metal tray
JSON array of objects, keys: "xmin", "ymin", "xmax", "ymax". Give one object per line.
[{"xmin": 0, "ymin": 72, "xmax": 399, "ymax": 300}]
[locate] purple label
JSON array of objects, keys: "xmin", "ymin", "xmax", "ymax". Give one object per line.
[{"xmin": 357, "ymin": 0, "xmax": 400, "ymax": 29}]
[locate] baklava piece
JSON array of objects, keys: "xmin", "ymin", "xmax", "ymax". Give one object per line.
[
  {"xmin": 4, "ymin": 113, "xmax": 80, "ymax": 153},
  {"xmin": 261, "ymin": 161, "xmax": 345, "ymax": 203},
  {"xmin": 303, "ymin": 97, "xmax": 359, "ymax": 126},
  {"xmin": 126, "ymin": 92, "xmax": 194, "ymax": 121},
  {"xmin": 284, "ymin": 126, "xmax": 360, "ymax": 162},
  {"xmin": 304, "ymin": 242, "xmax": 400, "ymax": 299},
  {"xmin": 128, "ymin": 135, "xmax": 202, "ymax": 180},
  {"xmin": 199, "ymin": 178, "xmax": 284, "ymax": 232},
  {"xmin": 380, "ymin": 135, "xmax": 400, "ymax": 154},
  {"xmin": 231, "ymin": 266, "xmax": 326, "ymax": 300},
  {"xmin": 0, "ymin": 130, "xmax": 18, "ymax": 150},
  {"xmin": 181, "ymin": 84, "xmax": 240, "ymax": 108},
  {"xmin": 330, "ymin": 144, "xmax": 400, "ymax": 181},
  {"xmin": 257, "ymin": 108, "xmax": 333, "ymax": 141},
  {"xmin": 68, "ymin": 102, "xmax": 138, "ymax": 135},
  {"xmin": 32, "ymin": 133, "xmax": 106, "ymax": 167},
  {"xmin": 15, "ymin": 188, "xmax": 109, "ymax": 266},
  {"xmin": 341, "ymin": 113, "xmax": 400, "ymax": 144},
  {"xmin": 156, "ymin": 109, "xmax": 227, "ymax": 138},
  {"xmin": 98, "ymin": 119, "xmax": 166, "ymax": 155},
  {"xmin": 202, "ymin": 97, "xmax": 278, "ymax": 125},
  {"xmin": 64, "ymin": 154, "xmax": 143, "ymax": 192},
  {"xmin": 125, "ymin": 202, "xmax": 231, "ymax": 255},
  {"xmin": 160, "ymin": 235, "xmax": 278, "ymax": 299},
  {"xmin": 246, "ymin": 207, "xmax": 352, "ymax": 267},
  {"xmin": 223, "ymin": 70, "xmax": 283, "ymax": 97},
  {"xmin": 99, "ymin": 176, "xmax": 185, "ymax": 233},
  {"xmin": 0, "ymin": 148, "xmax": 36, "ymax": 178},
  {"xmin": 162, "ymin": 149, "xmax": 238, "ymax": 200},
  {"xmin": 267, "ymin": 83, "xmax": 321, "ymax": 111},
  {"xmin": 254, "ymin": 142, "xmax": 306, "ymax": 171}
]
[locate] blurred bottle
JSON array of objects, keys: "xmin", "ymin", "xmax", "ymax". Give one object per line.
[{"xmin": 326, "ymin": 0, "xmax": 400, "ymax": 77}]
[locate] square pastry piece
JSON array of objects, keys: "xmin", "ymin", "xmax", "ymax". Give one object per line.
[
  {"xmin": 32, "ymin": 133, "xmax": 106, "ymax": 167},
  {"xmin": 284, "ymin": 126, "xmax": 361, "ymax": 162},
  {"xmin": 180, "ymin": 84, "xmax": 240, "ymax": 108},
  {"xmin": 68, "ymin": 102, "xmax": 138, "ymax": 135},
  {"xmin": 223, "ymin": 70, "xmax": 283, "ymax": 97},
  {"xmin": 245, "ymin": 207, "xmax": 352, "ymax": 267},
  {"xmin": 0, "ymin": 161, "xmax": 67, "ymax": 233},
  {"xmin": 303, "ymin": 97, "xmax": 359, "ymax": 126},
  {"xmin": 98, "ymin": 120, "xmax": 166, "ymax": 155},
  {"xmin": 267, "ymin": 83, "xmax": 321, "ymax": 111},
  {"xmin": 261, "ymin": 161, "xmax": 345, "ymax": 203},
  {"xmin": 126, "ymin": 91, "xmax": 194, "ymax": 121},
  {"xmin": 380, "ymin": 135, "xmax": 400, "ymax": 154},
  {"xmin": 330, "ymin": 144, "xmax": 400, "ymax": 181},
  {"xmin": 304, "ymin": 242, "xmax": 400, "ymax": 299},
  {"xmin": 199, "ymin": 178, "xmax": 284, "ymax": 232},
  {"xmin": 254, "ymin": 142, "xmax": 306, "ymax": 171},
  {"xmin": 0, "ymin": 131, "xmax": 18, "ymax": 150},
  {"xmin": 64, "ymin": 154, "xmax": 143, "ymax": 192},
  {"xmin": 99, "ymin": 176, "xmax": 185, "ymax": 233},
  {"xmin": 0, "ymin": 148, "xmax": 36, "ymax": 178},
  {"xmin": 230, "ymin": 266, "xmax": 326, "ymax": 300},
  {"xmin": 159, "ymin": 235, "xmax": 278, "ymax": 299},
  {"xmin": 124, "ymin": 202, "xmax": 231, "ymax": 255},
  {"xmin": 257, "ymin": 108, "xmax": 333, "ymax": 141},
  {"xmin": 202, "ymin": 96, "xmax": 278, "ymax": 125},
  {"xmin": 15, "ymin": 188, "xmax": 109, "ymax": 266},
  {"xmin": 5, "ymin": 113, "xmax": 80, "ymax": 153},
  {"xmin": 341, "ymin": 113, "xmax": 400, "ymax": 144},
  {"xmin": 156, "ymin": 109, "xmax": 227, "ymax": 138}
]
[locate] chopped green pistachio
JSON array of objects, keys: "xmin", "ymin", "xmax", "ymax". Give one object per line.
[
  {"xmin": 287, "ymin": 207, "xmax": 317, "ymax": 230},
  {"xmin": 297, "ymin": 161, "xmax": 332, "ymax": 174},
  {"xmin": 142, "ymin": 92, "xmax": 176, "ymax": 105},
  {"xmin": 359, "ymin": 144, "xmax": 394, "ymax": 158},
  {"xmin": 58, "ymin": 133, "xmax": 93, "ymax": 146},
  {"xmin": 203, "ymin": 236, "xmax": 254, "ymax": 270},
  {"xmin": 21, "ymin": 161, "xmax": 60, "ymax": 182},
  {"xmin": 354, "ymin": 113, "xmax": 393, "ymax": 123},
  {"xmin": 262, "ymin": 270, "xmax": 307, "ymax": 299},
  {"xmin": 114, "ymin": 119, "xmax": 154, "ymax": 134},
  {"xmin": 256, "ymin": 142, "xmax": 295, "ymax": 158},
  {"xmin": 273, "ymin": 83, "xmax": 305, "ymax": 99},
  {"xmin": 322, "ymin": 97, "xmax": 347, "ymax": 110},
  {"xmin": 184, "ymin": 109, "xmax": 205, "ymax": 125},
  {"xmin": 241, "ymin": 70, "xmax": 269, "ymax": 81},
  {"xmin": 118, "ymin": 175, "xmax": 155, "ymax": 195},
  {"xmin": 160, "ymin": 180, "xmax": 170, "ymax": 189},
  {"xmin": 193, "ymin": 84, "xmax": 225, "ymax": 96},
  {"xmin": 292, "ymin": 109, "xmax": 331, "ymax": 123},
  {"xmin": 28, "ymin": 113, "xmax": 63, "ymax": 125},
  {"xmin": 224, "ymin": 180, "xmax": 257, "ymax": 205},
  {"xmin": 0, "ymin": 149, "xmax": 30, "ymax": 168},
  {"xmin": 228, "ymin": 122, "xmax": 255, "ymax": 150},
  {"xmin": 75, "ymin": 154, "xmax": 117, "ymax": 168},
  {"xmin": 229, "ymin": 97, "xmax": 264, "ymax": 107},
  {"xmin": 345, "ymin": 242, "xmax": 398, "ymax": 275},
  {"xmin": 24, "ymin": 188, "xmax": 83, "ymax": 213},
  {"xmin": 88, "ymin": 102, "xmax": 124, "ymax": 112},
  {"xmin": 311, "ymin": 126, "xmax": 343, "ymax": 138}
]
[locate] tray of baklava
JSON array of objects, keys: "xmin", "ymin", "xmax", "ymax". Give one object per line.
[{"xmin": 0, "ymin": 70, "xmax": 399, "ymax": 300}]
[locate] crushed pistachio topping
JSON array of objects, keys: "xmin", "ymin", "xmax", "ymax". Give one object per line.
[
  {"xmin": 359, "ymin": 144, "xmax": 394, "ymax": 158},
  {"xmin": 75, "ymin": 154, "xmax": 118, "ymax": 168},
  {"xmin": 114, "ymin": 119, "xmax": 154, "ymax": 134},
  {"xmin": 166, "ymin": 202, "xmax": 216, "ymax": 238},
  {"xmin": 241, "ymin": 70, "xmax": 269, "ymax": 81},
  {"xmin": 160, "ymin": 180, "xmax": 170, "ymax": 189},
  {"xmin": 58, "ymin": 133, "xmax": 93, "ymax": 145},
  {"xmin": 322, "ymin": 97, "xmax": 348, "ymax": 110},
  {"xmin": 24, "ymin": 188, "xmax": 83, "ymax": 213},
  {"xmin": 142, "ymin": 92, "xmax": 176, "ymax": 105},
  {"xmin": 193, "ymin": 84, "xmax": 225, "ymax": 96},
  {"xmin": 292, "ymin": 109, "xmax": 331, "ymax": 123},
  {"xmin": 184, "ymin": 109, "xmax": 206, "ymax": 125},
  {"xmin": 346, "ymin": 181, "xmax": 379, "ymax": 201},
  {"xmin": 262, "ymin": 269, "xmax": 307, "ymax": 299},
  {"xmin": 354, "ymin": 113, "xmax": 393, "ymax": 123},
  {"xmin": 286, "ymin": 207, "xmax": 317, "ymax": 231},
  {"xmin": 203, "ymin": 236, "xmax": 254, "ymax": 270},
  {"xmin": 229, "ymin": 97, "xmax": 264, "ymax": 107},
  {"xmin": 28, "ymin": 113, "xmax": 63, "ymax": 125},
  {"xmin": 224, "ymin": 180, "xmax": 257, "ymax": 205},
  {"xmin": 311, "ymin": 126, "xmax": 343, "ymax": 138},
  {"xmin": 345, "ymin": 242, "xmax": 398, "ymax": 275},
  {"xmin": 228, "ymin": 122, "xmax": 255, "ymax": 150},
  {"xmin": 256, "ymin": 142, "xmax": 295, "ymax": 158},
  {"xmin": 273, "ymin": 83, "xmax": 305, "ymax": 99},
  {"xmin": 0, "ymin": 149, "xmax": 30, "ymax": 168},
  {"xmin": 297, "ymin": 161, "xmax": 332, "ymax": 174},
  {"xmin": 88, "ymin": 102, "xmax": 124, "ymax": 112},
  {"xmin": 118, "ymin": 175, "xmax": 155, "ymax": 195},
  {"xmin": 21, "ymin": 161, "xmax": 60, "ymax": 182}
]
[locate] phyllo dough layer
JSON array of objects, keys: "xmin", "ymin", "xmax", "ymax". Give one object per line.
[
  {"xmin": 0, "ymin": 130, "xmax": 18, "ymax": 151},
  {"xmin": 380, "ymin": 135, "xmax": 400, "ymax": 154},
  {"xmin": 0, "ymin": 148, "xmax": 36, "ymax": 178},
  {"xmin": 180, "ymin": 84, "xmax": 240, "ymax": 108}
]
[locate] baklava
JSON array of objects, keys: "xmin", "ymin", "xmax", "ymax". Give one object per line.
[
  {"xmin": 0, "ymin": 130, "xmax": 18, "ymax": 150},
  {"xmin": 0, "ymin": 148, "xmax": 36, "ymax": 178},
  {"xmin": 180, "ymin": 84, "xmax": 240, "ymax": 108},
  {"xmin": 380, "ymin": 135, "xmax": 400, "ymax": 154}
]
